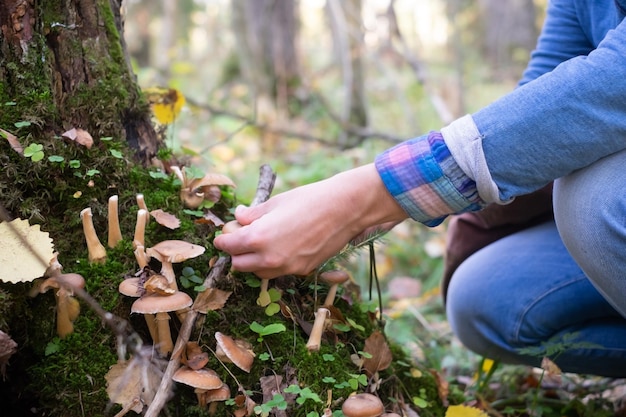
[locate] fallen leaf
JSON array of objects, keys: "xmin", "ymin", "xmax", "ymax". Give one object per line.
[
  {"xmin": 150, "ymin": 209, "xmax": 181, "ymax": 229},
  {"xmin": 193, "ymin": 287, "xmax": 232, "ymax": 313},
  {"xmin": 194, "ymin": 211, "xmax": 225, "ymax": 227},
  {"xmin": 445, "ymin": 404, "xmax": 488, "ymax": 417},
  {"xmin": 105, "ymin": 361, "xmax": 146, "ymax": 413},
  {"xmin": 62, "ymin": 128, "xmax": 94, "ymax": 149},
  {"xmin": 0, "ymin": 218, "xmax": 55, "ymax": 283},
  {"xmin": 430, "ymin": 368, "xmax": 450, "ymax": 407},
  {"xmin": 362, "ymin": 331, "xmax": 393, "ymax": 376},
  {"xmin": 0, "ymin": 128, "xmax": 23, "ymax": 154}
]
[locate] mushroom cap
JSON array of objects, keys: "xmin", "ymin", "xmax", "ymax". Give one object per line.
[
  {"xmin": 204, "ymin": 383, "xmax": 231, "ymax": 403},
  {"xmin": 342, "ymin": 393, "xmax": 384, "ymax": 417},
  {"xmin": 119, "ymin": 277, "xmax": 143, "ymax": 297},
  {"xmin": 131, "ymin": 292, "xmax": 193, "ymax": 314},
  {"xmin": 214, "ymin": 332, "xmax": 255, "ymax": 373},
  {"xmin": 173, "ymin": 366, "xmax": 223, "ymax": 390},
  {"xmin": 40, "ymin": 273, "xmax": 86, "ymax": 293},
  {"xmin": 320, "ymin": 270, "xmax": 350, "ymax": 285},
  {"xmin": 146, "ymin": 240, "xmax": 206, "ymax": 263}
]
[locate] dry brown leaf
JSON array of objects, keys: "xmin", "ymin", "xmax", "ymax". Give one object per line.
[
  {"xmin": 150, "ymin": 209, "xmax": 181, "ymax": 229},
  {"xmin": 362, "ymin": 331, "xmax": 393, "ymax": 376},
  {"xmin": 193, "ymin": 287, "xmax": 232, "ymax": 313},
  {"xmin": 194, "ymin": 210, "xmax": 225, "ymax": 227},
  {"xmin": 105, "ymin": 361, "xmax": 145, "ymax": 414},
  {"xmin": 62, "ymin": 128, "xmax": 93, "ymax": 149},
  {"xmin": 0, "ymin": 218, "xmax": 55, "ymax": 283},
  {"xmin": 429, "ymin": 368, "xmax": 450, "ymax": 407},
  {"xmin": 0, "ymin": 128, "xmax": 23, "ymax": 154}
]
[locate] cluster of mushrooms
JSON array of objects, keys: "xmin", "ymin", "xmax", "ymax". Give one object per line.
[{"xmin": 76, "ymin": 181, "xmax": 391, "ymax": 415}]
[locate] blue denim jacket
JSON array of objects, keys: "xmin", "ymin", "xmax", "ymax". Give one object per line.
[{"xmin": 444, "ymin": 0, "xmax": 626, "ymax": 204}]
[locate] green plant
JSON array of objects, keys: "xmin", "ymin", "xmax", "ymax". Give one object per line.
[
  {"xmin": 23, "ymin": 143, "xmax": 44, "ymax": 161},
  {"xmin": 249, "ymin": 321, "xmax": 286, "ymax": 342}
]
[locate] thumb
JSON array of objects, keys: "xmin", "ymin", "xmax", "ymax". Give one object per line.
[{"xmin": 234, "ymin": 203, "xmax": 266, "ymax": 225}]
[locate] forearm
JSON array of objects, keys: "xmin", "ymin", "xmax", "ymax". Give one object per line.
[{"xmin": 445, "ymin": 18, "xmax": 626, "ymax": 202}]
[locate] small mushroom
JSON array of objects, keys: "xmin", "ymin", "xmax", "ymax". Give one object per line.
[
  {"xmin": 204, "ymin": 383, "xmax": 231, "ymax": 414},
  {"xmin": 40, "ymin": 273, "xmax": 86, "ymax": 338},
  {"xmin": 119, "ymin": 275, "xmax": 160, "ymax": 343},
  {"xmin": 172, "ymin": 366, "xmax": 224, "ymax": 407},
  {"xmin": 132, "ymin": 291, "xmax": 193, "ymax": 356},
  {"xmin": 306, "ymin": 307, "xmax": 330, "ymax": 352},
  {"xmin": 133, "ymin": 209, "xmax": 148, "ymax": 250},
  {"xmin": 183, "ymin": 341, "xmax": 209, "ymax": 371},
  {"xmin": 319, "ymin": 270, "xmax": 350, "ymax": 306},
  {"xmin": 107, "ymin": 195, "xmax": 123, "ymax": 248},
  {"xmin": 80, "ymin": 208, "xmax": 106, "ymax": 264},
  {"xmin": 214, "ymin": 332, "xmax": 255, "ymax": 373},
  {"xmin": 145, "ymin": 240, "xmax": 206, "ymax": 290},
  {"xmin": 171, "ymin": 165, "xmax": 236, "ymax": 209},
  {"xmin": 342, "ymin": 393, "xmax": 384, "ymax": 417}
]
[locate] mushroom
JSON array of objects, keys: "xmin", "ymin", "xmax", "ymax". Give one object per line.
[
  {"xmin": 204, "ymin": 383, "xmax": 231, "ymax": 414},
  {"xmin": 306, "ymin": 307, "xmax": 330, "ymax": 352},
  {"xmin": 80, "ymin": 207, "xmax": 106, "ymax": 264},
  {"xmin": 145, "ymin": 240, "xmax": 206, "ymax": 290},
  {"xmin": 171, "ymin": 165, "xmax": 236, "ymax": 209},
  {"xmin": 342, "ymin": 393, "xmax": 384, "ymax": 417},
  {"xmin": 107, "ymin": 195, "xmax": 123, "ymax": 248},
  {"xmin": 131, "ymin": 291, "xmax": 193, "ymax": 356},
  {"xmin": 40, "ymin": 273, "xmax": 86, "ymax": 338},
  {"xmin": 172, "ymin": 366, "xmax": 224, "ymax": 407},
  {"xmin": 319, "ymin": 270, "xmax": 350, "ymax": 306},
  {"xmin": 214, "ymin": 332, "xmax": 255, "ymax": 373},
  {"xmin": 133, "ymin": 209, "xmax": 148, "ymax": 250},
  {"xmin": 183, "ymin": 341, "xmax": 209, "ymax": 371}
]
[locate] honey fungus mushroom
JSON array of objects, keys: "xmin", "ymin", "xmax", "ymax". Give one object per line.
[
  {"xmin": 342, "ymin": 393, "xmax": 384, "ymax": 417},
  {"xmin": 145, "ymin": 240, "xmax": 206, "ymax": 290},
  {"xmin": 80, "ymin": 208, "xmax": 106, "ymax": 264},
  {"xmin": 214, "ymin": 332, "xmax": 255, "ymax": 373},
  {"xmin": 132, "ymin": 291, "xmax": 193, "ymax": 356},
  {"xmin": 172, "ymin": 366, "xmax": 224, "ymax": 408},
  {"xmin": 39, "ymin": 273, "xmax": 86, "ymax": 338},
  {"xmin": 319, "ymin": 269, "xmax": 350, "ymax": 306},
  {"xmin": 171, "ymin": 165, "xmax": 236, "ymax": 209}
]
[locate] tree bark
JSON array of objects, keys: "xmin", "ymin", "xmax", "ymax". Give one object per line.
[{"xmin": 0, "ymin": 0, "xmax": 159, "ymax": 165}]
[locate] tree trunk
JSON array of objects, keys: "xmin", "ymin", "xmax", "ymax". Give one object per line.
[
  {"xmin": 0, "ymin": 0, "xmax": 159, "ymax": 165},
  {"xmin": 326, "ymin": 0, "xmax": 368, "ymax": 149},
  {"xmin": 230, "ymin": 0, "xmax": 300, "ymax": 153},
  {"xmin": 477, "ymin": 0, "xmax": 538, "ymax": 78}
]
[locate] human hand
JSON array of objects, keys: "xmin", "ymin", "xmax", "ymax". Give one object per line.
[{"xmin": 213, "ymin": 164, "xmax": 408, "ymax": 279}]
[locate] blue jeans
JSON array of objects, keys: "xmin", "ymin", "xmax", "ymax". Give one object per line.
[{"xmin": 446, "ymin": 150, "xmax": 626, "ymax": 377}]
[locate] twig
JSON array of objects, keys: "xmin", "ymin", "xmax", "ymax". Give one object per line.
[
  {"xmin": 144, "ymin": 257, "xmax": 230, "ymax": 417},
  {"xmin": 144, "ymin": 165, "xmax": 277, "ymax": 417}
]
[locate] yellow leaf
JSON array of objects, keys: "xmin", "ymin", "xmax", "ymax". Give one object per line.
[
  {"xmin": 0, "ymin": 218, "xmax": 54, "ymax": 283},
  {"xmin": 445, "ymin": 405, "xmax": 489, "ymax": 417},
  {"xmin": 144, "ymin": 87, "xmax": 186, "ymax": 124}
]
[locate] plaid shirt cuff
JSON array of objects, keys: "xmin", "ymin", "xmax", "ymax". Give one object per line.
[{"xmin": 375, "ymin": 131, "xmax": 485, "ymax": 226}]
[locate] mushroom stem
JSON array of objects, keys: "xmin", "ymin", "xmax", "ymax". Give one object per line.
[
  {"xmin": 324, "ymin": 284, "xmax": 339, "ymax": 307},
  {"xmin": 159, "ymin": 261, "xmax": 178, "ymax": 291},
  {"xmin": 80, "ymin": 208, "xmax": 107, "ymax": 264},
  {"xmin": 306, "ymin": 307, "xmax": 330, "ymax": 352},
  {"xmin": 136, "ymin": 194, "xmax": 149, "ymax": 224},
  {"xmin": 134, "ymin": 245, "xmax": 149, "ymax": 269},
  {"xmin": 256, "ymin": 279, "xmax": 271, "ymax": 307},
  {"xmin": 155, "ymin": 312, "xmax": 173, "ymax": 356},
  {"xmin": 144, "ymin": 314, "xmax": 159, "ymax": 346},
  {"xmin": 108, "ymin": 195, "xmax": 123, "ymax": 248},
  {"xmin": 55, "ymin": 288, "xmax": 75, "ymax": 338},
  {"xmin": 133, "ymin": 209, "xmax": 148, "ymax": 249}
]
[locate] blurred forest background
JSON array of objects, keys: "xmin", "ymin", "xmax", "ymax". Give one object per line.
[{"xmin": 123, "ymin": 0, "xmax": 543, "ymax": 374}]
